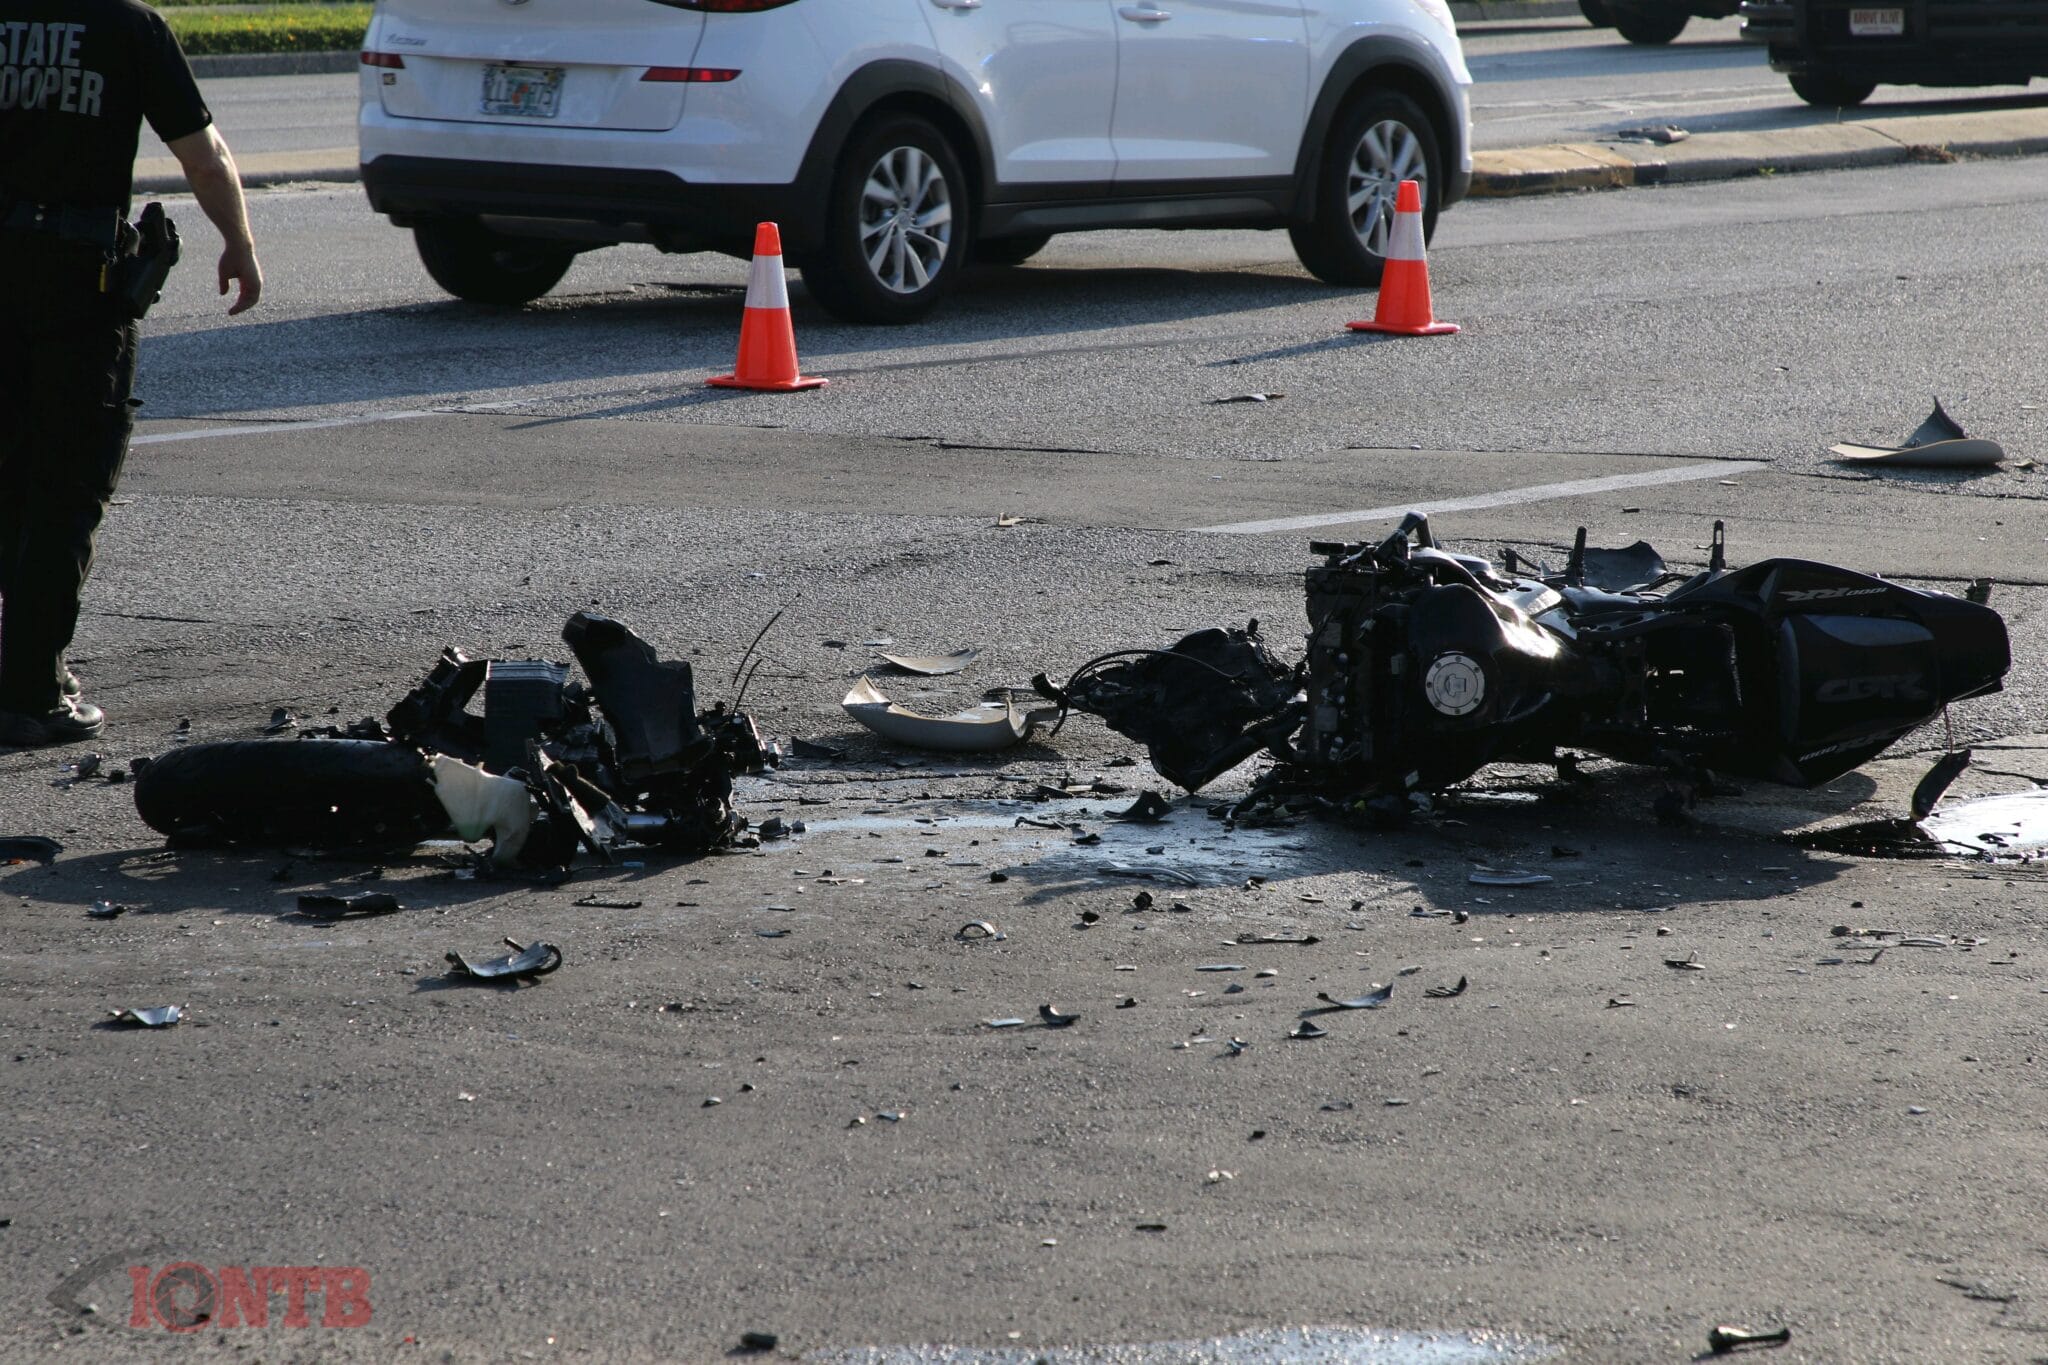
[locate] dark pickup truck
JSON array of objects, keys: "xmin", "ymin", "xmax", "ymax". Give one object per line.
[{"xmin": 1740, "ymin": 0, "xmax": 2048, "ymax": 104}]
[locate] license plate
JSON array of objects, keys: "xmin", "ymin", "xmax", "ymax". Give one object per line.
[
  {"xmin": 481, "ymin": 64, "xmax": 563, "ymax": 118},
  {"xmin": 1848, "ymin": 7, "xmax": 1904, "ymax": 35}
]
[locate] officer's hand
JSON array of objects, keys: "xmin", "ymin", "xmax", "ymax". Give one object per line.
[{"xmin": 219, "ymin": 242, "xmax": 262, "ymax": 315}]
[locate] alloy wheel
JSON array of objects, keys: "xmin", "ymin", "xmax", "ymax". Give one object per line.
[
  {"xmin": 1346, "ymin": 119, "xmax": 1428, "ymax": 258},
  {"xmin": 860, "ymin": 145, "xmax": 954, "ymax": 295}
]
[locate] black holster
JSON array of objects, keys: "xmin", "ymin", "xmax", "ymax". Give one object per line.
[{"xmin": 107, "ymin": 202, "xmax": 179, "ymax": 319}]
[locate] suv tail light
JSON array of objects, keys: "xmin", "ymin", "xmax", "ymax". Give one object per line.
[
  {"xmin": 361, "ymin": 51, "xmax": 405, "ymax": 69},
  {"xmin": 644, "ymin": 0, "xmax": 800, "ymax": 10},
  {"xmin": 641, "ymin": 67, "xmax": 741, "ymax": 82}
]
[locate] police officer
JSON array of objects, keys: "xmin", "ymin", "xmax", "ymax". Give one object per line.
[{"xmin": 0, "ymin": 0, "xmax": 261, "ymax": 747}]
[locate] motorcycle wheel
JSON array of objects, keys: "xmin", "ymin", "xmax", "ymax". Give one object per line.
[{"xmin": 134, "ymin": 740, "xmax": 450, "ymax": 848}]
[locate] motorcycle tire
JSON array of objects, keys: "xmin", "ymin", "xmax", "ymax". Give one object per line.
[{"xmin": 134, "ymin": 739, "xmax": 451, "ymax": 849}]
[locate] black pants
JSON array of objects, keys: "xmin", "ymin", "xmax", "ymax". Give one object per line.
[{"xmin": 0, "ymin": 232, "xmax": 137, "ymax": 714}]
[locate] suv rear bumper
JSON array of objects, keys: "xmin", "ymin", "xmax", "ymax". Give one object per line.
[
  {"xmin": 361, "ymin": 155, "xmax": 815, "ymax": 255},
  {"xmin": 1740, "ymin": 0, "xmax": 2048, "ymax": 81}
]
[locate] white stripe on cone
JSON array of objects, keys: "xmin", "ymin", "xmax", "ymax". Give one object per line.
[
  {"xmin": 743, "ymin": 248, "xmax": 791, "ymax": 311},
  {"xmin": 1387, "ymin": 204, "xmax": 1425, "ymax": 263}
]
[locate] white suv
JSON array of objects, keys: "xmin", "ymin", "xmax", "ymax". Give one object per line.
[{"xmin": 358, "ymin": 0, "xmax": 1472, "ymax": 323}]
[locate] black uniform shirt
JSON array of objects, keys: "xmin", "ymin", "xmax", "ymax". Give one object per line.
[{"xmin": 0, "ymin": 0, "xmax": 211, "ymax": 213}]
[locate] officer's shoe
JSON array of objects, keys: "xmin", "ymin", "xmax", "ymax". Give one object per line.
[{"xmin": 0, "ymin": 698, "xmax": 106, "ymax": 749}]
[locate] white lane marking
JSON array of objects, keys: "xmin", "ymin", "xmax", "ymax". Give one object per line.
[
  {"xmin": 131, "ymin": 401, "xmax": 531, "ymax": 448},
  {"xmin": 1195, "ymin": 460, "xmax": 1768, "ymax": 536}
]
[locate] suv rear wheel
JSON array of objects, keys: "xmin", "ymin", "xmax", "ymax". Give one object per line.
[
  {"xmin": 799, "ymin": 115, "xmax": 970, "ymax": 325},
  {"xmin": 413, "ymin": 219, "xmax": 575, "ymax": 307},
  {"xmin": 1612, "ymin": 4, "xmax": 1690, "ymax": 42},
  {"xmin": 1788, "ymin": 71, "xmax": 1877, "ymax": 106},
  {"xmin": 1289, "ymin": 91, "xmax": 1441, "ymax": 288}
]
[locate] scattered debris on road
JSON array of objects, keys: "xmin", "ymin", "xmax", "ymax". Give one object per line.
[{"xmin": 1613, "ymin": 124, "xmax": 1689, "ymax": 143}]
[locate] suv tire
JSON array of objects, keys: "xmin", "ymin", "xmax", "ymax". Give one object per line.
[
  {"xmin": 798, "ymin": 115, "xmax": 970, "ymax": 325},
  {"xmin": 1788, "ymin": 71, "xmax": 1877, "ymax": 106},
  {"xmin": 413, "ymin": 219, "xmax": 575, "ymax": 307},
  {"xmin": 1612, "ymin": 4, "xmax": 1690, "ymax": 42},
  {"xmin": 1580, "ymin": 0, "xmax": 1615, "ymax": 25},
  {"xmin": 1289, "ymin": 91, "xmax": 1442, "ymax": 288},
  {"xmin": 975, "ymin": 233, "xmax": 1053, "ymax": 267}
]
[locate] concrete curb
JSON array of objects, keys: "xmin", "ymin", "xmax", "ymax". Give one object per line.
[
  {"xmin": 1470, "ymin": 107, "xmax": 2048, "ymax": 196},
  {"xmin": 134, "ymin": 151, "xmax": 359, "ymax": 196},
  {"xmin": 189, "ymin": 51, "xmax": 360, "ymax": 79}
]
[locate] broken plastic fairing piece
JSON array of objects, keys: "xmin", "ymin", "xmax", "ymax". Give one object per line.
[
  {"xmin": 1830, "ymin": 399, "xmax": 2006, "ymax": 468},
  {"xmin": 0, "ymin": 835, "xmax": 62, "ymax": 864},
  {"xmin": 430, "ymin": 755, "xmax": 535, "ymax": 863},
  {"xmin": 841, "ymin": 677, "xmax": 1055, "ymax": 752},
  {"xmin": 878, "ymin": 649, "xmax": 979, "ymax": 676}
]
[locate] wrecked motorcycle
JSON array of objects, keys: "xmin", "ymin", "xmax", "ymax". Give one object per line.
[
  {"xmin": 1043, "ymin": 514, "xmax": 2009, "ymax": 808},
  {"xmin": 133, "ymin": 612, "xmax": 771, "ymax": 865}
]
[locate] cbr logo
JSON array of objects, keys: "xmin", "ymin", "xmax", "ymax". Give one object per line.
[
  {"xmin": 1781, "ymin": 585, "xmax": 1888, "ymax": 602},
  {"xmin": 1815, "ymin": 673, "xmax": 1928, "ymax": 704}
]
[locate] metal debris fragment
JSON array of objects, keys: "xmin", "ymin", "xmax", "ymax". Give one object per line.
[
  {"xmin": 444, "ymin": 938, "xmax": 562, "ymax": 981},
  {"xmin": 1315, "ymin": 985, "xmax": 1393, "ymax": 1010},
  {"xmin": 108, "ymin": 1006, "xmax": 182, "ymax": 1028},
  {"xmin": 1112, "ymin": 791, "xmax": 1173, "ymax": 822},
  {"xmin": 1469, "ymin": 868, "xmax": 1552, "ymax": 887},
  {"xmin": 294, "ymin": 892, "xmax": 401, "ymax": 919},
  {"xmin": 1707, "ymin": 1323, "xmax": 1792, "ymax": 1353},
  {"xmin": 1423, "ymin": 976, "xmax": 1469, "ymax": 998}
]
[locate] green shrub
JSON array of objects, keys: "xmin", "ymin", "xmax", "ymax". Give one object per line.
[{"xmin": 166, "ymin": 5, "xmax": 372, "ymax": 54}]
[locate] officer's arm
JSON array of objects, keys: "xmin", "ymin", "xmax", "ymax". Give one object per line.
[{"xmin": 165, "ymin": 125, "xmax": 263, "ymax": 315}]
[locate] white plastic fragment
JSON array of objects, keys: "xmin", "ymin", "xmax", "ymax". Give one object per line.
[
  {"xmin": 841, "ymin": 677, "xmax": 1055, "ymax": 753},
  {"xmin": 429, "ymin": 755, "xmax": 535, "ymax": 862}
]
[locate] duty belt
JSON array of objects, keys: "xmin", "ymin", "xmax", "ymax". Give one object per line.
[{"xmin": 0, "ymin": 198, "xmax": 122, "ymax": 251}]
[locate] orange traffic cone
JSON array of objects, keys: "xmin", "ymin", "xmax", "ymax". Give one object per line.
[
  {"xmin": 1347, "ymin": 180, "xmax": 1457, "ymax": 337},
  {"xmin": 708, "ymin": 222, "xmax": 828, "ymax": 391}
]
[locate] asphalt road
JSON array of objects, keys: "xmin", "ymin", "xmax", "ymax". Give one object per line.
[{"xmin": 6, "ymin": 106, "xmax": 2048, "ymax": 1365}]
